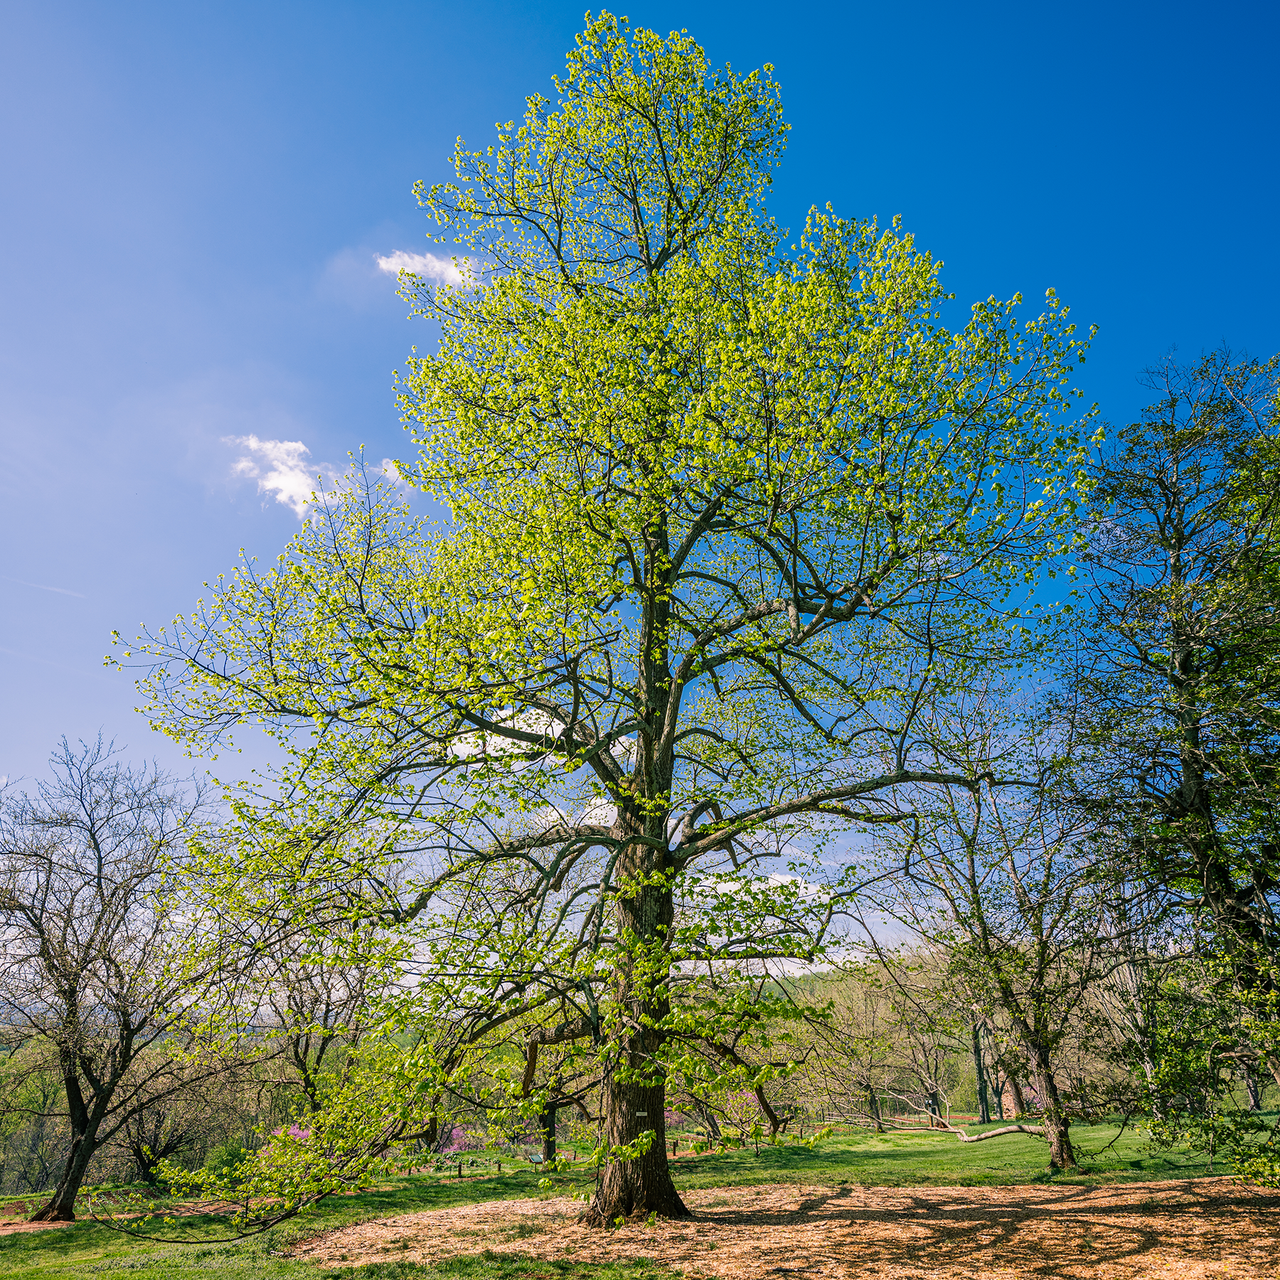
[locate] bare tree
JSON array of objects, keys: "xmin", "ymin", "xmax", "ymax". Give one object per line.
[
  {"xmin": 258, "ymin": 925, "xmax": 390, "ymax": 1116},
  {"xmin": 0, "ymin": 738, "xmax": 252, "ymax": 1220},
  {"xmin": 860, "ymin": 701, "xmax": 1121, "ymax": 1169}
]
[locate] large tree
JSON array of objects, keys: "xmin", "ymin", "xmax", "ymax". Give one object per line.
[
  {"xmin": 1074, "ymin": 349, "xmax": 1280, "ymax": 1087},
  {"xmin": 126, "ymin": 15, "xmax": 1091, "ymax": 1221}
]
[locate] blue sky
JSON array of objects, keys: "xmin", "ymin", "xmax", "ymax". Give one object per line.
[{"xmin": 2, "ymin": 0, "xmax": 1277, "ymax": 785}]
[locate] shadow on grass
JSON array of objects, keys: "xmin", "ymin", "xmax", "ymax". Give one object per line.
[{"xmin": 0, "ymin": 1124, "xmax": 1220, "ymax": 1279}]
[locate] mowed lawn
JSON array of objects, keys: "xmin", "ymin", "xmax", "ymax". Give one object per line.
[{"xmin": 0, "ymin": 1121, "xmax": 1215, "ymax": 1279}]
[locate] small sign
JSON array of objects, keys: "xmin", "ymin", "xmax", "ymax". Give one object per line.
[{"xmin": 635, "ymin": 1111, "xmax": 648, "ymax": 1117}]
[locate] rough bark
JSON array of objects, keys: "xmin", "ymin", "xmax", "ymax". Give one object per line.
[
  {"xmin": 581, "ymin": 518, "xmax": 690, "ymax": 1225},
  {"xmin": 1003, "ymin": 1073, "xmax": 1027, "ymax": 1119},
  {"xmin": 1030, "ymin": 1054, "xmax": 1076, "ymax": 1169},
  {"xmin": 30, "ymin": 1064, "xmax": 102, "ymax": 1221},
  {"xmin": 582, "ymin": 873, "xmax": 688, "ymax": 1224}
]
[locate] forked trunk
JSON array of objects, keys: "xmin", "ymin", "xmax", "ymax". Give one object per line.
[
  {"xmin": 1031, "ymin": 1055, "xmax": 1076, "ymax": 1170},
  {"xmin": 867, "ymin": 1085, "xmax": 884, "ymax": 1133}
]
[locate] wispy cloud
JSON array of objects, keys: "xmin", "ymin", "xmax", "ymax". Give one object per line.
[
  {"xmin": 2, "ymin": 575, "xmax": 86, "ymax": 598},
  {"xmin": 224, "ymin": 435, "xmax": 338, "ymax": 518},
  {"xmin": 374, "ymin": 250, "xmax": 470, "ymax": 287}
]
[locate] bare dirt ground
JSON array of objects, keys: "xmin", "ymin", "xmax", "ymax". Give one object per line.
[
  {"xmin": 291, "ymin": 1179, "xmax": 1280, "ymax": 1279},
  {"xmin": 0, "ymin": 1219, "xmax": 75, "ymax": 1235}
]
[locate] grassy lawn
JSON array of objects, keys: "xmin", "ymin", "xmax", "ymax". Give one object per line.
[{"xmin": 0, "ymin": 1120, "xmax": 1215, "ymax": 1279}]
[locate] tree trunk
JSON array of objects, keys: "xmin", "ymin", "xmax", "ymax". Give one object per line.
[
  {"xmin": 540, "ymin": 1104, "xmax": 558, "ymax": 1164},
  {"xmin": 1030, "ymin": 1055, "xmax": 1076, "ymax": 1170},
  {"xmin": 754, "ymin": 1084, "xmax": 783, "ymax": 1139},
  {"xmin": 867, "ymin": 1085, "xmax": 884, "ymax": 1133},
  {"xmin": 128, "ymin": 1141, "xmax": 161, "ymax": 1187},
  {"xmin": 31, "ymin": 1130, "xmax": 97, "ymax": 1221},
  {"xmin": 1244, "ymin": 1064, "xmax": 1261, "ymax": 1111},
  {"xmin": 692, "ymin": 1097, "xmax": 722, "ymax": 1141},
  {"xmin": 1003, "ymin": 1072, "xmax": 1026, "ymax": 1119},
  {"xmin": 583, "ymin": 875, "xmax": 688, "ymax": 1224},
  {"xmin": 972, "ymin": 1025, "xmax": 990, "ymax": 1124},
  {"xmin": 928, "ymin": 1089, "xmax": 942, "ymax": 1128},
  {"xmin": 31, "ymin": 1069, "xmax": 99, "ymax": 1221},
  {"xmin": 582, "ymin": 543, "xmax": 689, "ymax": 1225}
]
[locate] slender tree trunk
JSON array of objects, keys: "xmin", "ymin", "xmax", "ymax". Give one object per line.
[
  {"xmin": 540, "ymin": 1104, "xmax": 558, "ymax": 1164},
  {"xmin": 1244, "ymin": 1065, "xmax": 1261, "ymax": 1111},
  {"xmin": 972, "ymin": 1025, "xmax": 990, "ymax": 1124},
  {"xmin": 32, "ymin": 1129, "xmax": 97, "ymax": 1221},
  {"xmin": 1029, "ymin": 1053, "xmax": 1076, "ymax": 1169},
  {"xmin": 754, "ymin": 1084, "xmax": 783, "ymax": 1139},
  {"xmin": 692, "ymin": 1097, "xmax": 722, "ymax": 1141}
]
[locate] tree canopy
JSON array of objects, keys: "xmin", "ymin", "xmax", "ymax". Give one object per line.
[{"xmin": 121, "ymin": 14, "xmax": 1094, "ymax": 1222}]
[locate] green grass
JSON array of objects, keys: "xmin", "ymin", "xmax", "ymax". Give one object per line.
[
  {"xmin": 0, "ymin": 1120, "xmax": 1217, "ymax": 1279},
  {"xmin": 664, "ymin": 1117, "xmax": 1212, "ymax": 1190}
]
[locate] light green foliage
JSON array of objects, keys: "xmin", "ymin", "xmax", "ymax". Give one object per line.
[
  {"xmin": 118, "ymin": 14, "xmax": 1093, "ymax": 1216},
  {"xmin": 1131, "ymin": 951, "xmax": 1280, "ymax": 1184}
]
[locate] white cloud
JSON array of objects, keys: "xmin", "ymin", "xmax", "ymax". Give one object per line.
[
  {"xmin": 374, "ymin": 250, "xmax": 470, "ymax": 287},
  {"xmin": 224, "ymin": 435, "xmax": 338, "ymax": 518},
  {"xmin": 380, "ymin": 457, "xmax": 411, "ymax": 492}
]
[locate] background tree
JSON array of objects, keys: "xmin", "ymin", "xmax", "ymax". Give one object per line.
[
  {"xmin": 795, "ymin": 968, "xmax": 900, "ymax": 1131},
  {"xmin": 112, "ymin": 1057, "xmax": 249, "ymax": 1186},
  {"xmin": 126, "ymin": 15, "xmax": 1091, "ymax": 1223},
  {"xmin": 0, "ymin": 739, "xmax": 251, "ymax": 1220},
  {"xmin": 1075, "ymin": 349, "xmax": 1280, "ymax": 1087},
  {"xmin": 259, "ymin": 922, "xmax": 394, "ymax": 1117},
  {"xmin": 861, "ymin": 696, "xmax": 1118, "ymax": 1168}
]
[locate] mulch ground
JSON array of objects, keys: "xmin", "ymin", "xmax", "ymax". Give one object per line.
[{"xmin": 289, "ymin": 1179, "xmax": 1280, "ymax": 1279}]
